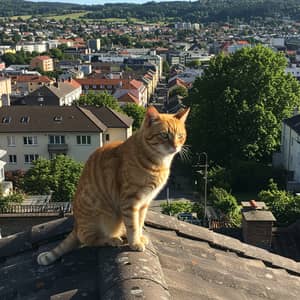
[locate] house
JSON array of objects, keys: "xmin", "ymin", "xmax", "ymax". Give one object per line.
[
  {"xmin": 0, "ymin": 105, "xmax": 133, "ymax": 171},
  {"xmin": 0, "ymin": 210, "xmax": 300, "ymax": 299},
  {"xmin": 13, "ymin": 80, "xmax": 82, "ymax": 106},
  {"xmin": 10, "ymin": 75, "xmax": 54, "ymax": 96},
  {"xmin": 0, "ymin": 76, "xmax": 11, "ymax": 106},
  {"xmin": 274, "ymin": 113, "xmax": 300, "ymax": 191},
  {"xmin": 76, "ymin": 78, "xmax": 147, "ymax": 106},
  {"xmin": 30, "ymin": 56, "xmax": 54, "ymax": 72}
]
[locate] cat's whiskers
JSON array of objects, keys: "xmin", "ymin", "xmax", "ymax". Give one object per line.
[{"xmin": 179, "ymin": 144, "xmax": 191, "ymax": 162}]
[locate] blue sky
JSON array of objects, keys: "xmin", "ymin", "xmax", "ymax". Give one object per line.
[{"xmin": 30, "ymin": 0, "xmax": 193, "ymax": 4}]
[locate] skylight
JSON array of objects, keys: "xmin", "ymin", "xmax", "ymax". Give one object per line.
[
  {"xmin": 53, "ymin": 116, "xmax": 63, "ymax": 122},
  {"xmin": 2, "ymin": 116, "xmax": 11, "ymax": 124},
  {"xmin": 20, "ymin": 116, "xmax": 30, "ymax": 123}
]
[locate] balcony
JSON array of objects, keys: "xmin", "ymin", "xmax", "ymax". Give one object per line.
[{"xmin": 48, "ymin": 143, "xmax": 68, "ymax": 153}]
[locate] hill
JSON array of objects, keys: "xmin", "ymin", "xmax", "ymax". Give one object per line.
[{"xmin": 1, "ymin": 0, "xmax": 300, "ymax": 22}]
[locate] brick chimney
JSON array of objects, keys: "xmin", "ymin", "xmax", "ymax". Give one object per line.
[{"xmin": 241, "ymin": 201, "xmax": 276, "ymax": 249}]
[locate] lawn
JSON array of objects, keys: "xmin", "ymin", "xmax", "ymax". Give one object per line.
[{"xmin": 46, "ymin": 12, "xmax": 90, "ymax": 21}]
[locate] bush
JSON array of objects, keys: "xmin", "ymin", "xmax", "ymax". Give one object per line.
[
  {"xmin": 0, "ymin": 192, "xmax": 25, "ymax": 209},
  {"xmin": 210, "ymin": 187, "xmax": 238, "ymax": 215},
  {"xmin": 160, "ymin": 200, "xmax": 193, "ymax": 216},
  {"xmin": 207, "ymin": 165, "xmax": 232, "ymax": 192},
  {"xmin": 258, "ymin": 179, "xmax": 300, "ymax": 226}
]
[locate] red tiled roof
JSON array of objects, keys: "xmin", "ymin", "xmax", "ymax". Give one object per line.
[
  {"xmin": 11, "ymin": 75, "xmax": 53, "ymax": 83},
  {"xmin": 118, "ymin": 92, "xmax": 139, "ymax": 104},
  {"xmin": 32, "ymin": 56, "xmax": 52, "ymax": 61}
]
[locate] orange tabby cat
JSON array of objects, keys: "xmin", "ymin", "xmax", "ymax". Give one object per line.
[{"xmin": 37, "ymin": 106, "xmax": 189, "ymax": 265}]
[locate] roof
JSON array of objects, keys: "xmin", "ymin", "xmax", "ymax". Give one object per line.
[
  {"xmin": 284, "ymin": 114, "xmax": 300, "ymax": 135},
  {"xmin": 118, "ymin": 92, "xmax": 140, "ymax": 104},
  {"xmin": 0, "ymin": 106, "xmax": 133, "ymax": 133},
  {"xmin": 31, "ymin": 56, "xmax": 52, "ymax": 61},
  {"xmin": 87, "ymin": 106, "xmax": 133, "ymax": 128},
  {"xmin": 1, "ymin": 211, "xmax": 300, "ymax": 299},
  {"xmin": 242, "ymin": 210, "xmax": 277, "ymax": 222},
  {"xmin": 11, "ymin": 75, "xmax": 52, "ymax": 83}
]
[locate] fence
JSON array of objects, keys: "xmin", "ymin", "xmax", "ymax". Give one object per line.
[
  {"xmin": 209, "ymin": 219, "xmax": 231, "ymax": 230},
  {"xmin": 0, "ymin": 202, "xmax": 72, "ymax": 214}
]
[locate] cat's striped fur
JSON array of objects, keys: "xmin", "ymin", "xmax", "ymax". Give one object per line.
[{"xmin": 37, "ymin": 106, "xmax": 189, "ymax": 265}]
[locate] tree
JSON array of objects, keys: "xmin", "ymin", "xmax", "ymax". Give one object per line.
[
  {"xmin": 258, "ymin": 179, "xmax": 300, "ymax": 226},
  {"xmin": 169, "ymin": 86, "xmax": 188, "ymax": 98},
  {"xmin": 188, "ymin": 45, "xmax": 300, "ymax": 164},
  {"xmin": 186, "ymin": 60, "xmax": 201, "ymax": 68},
  {"xmin": 22, "ymin": 155, "xmax": 83, "ymax": 202},
  {"xmin": 74, "ymin": 91, "xmax": 122, "ymax": 112},
  {"xmin": 162, "ymin": 60, "xmax": 170, "ymax": 75},
  {"xmin": 122, "ymin": 103, "xmax": 146, "ymax": 130}
]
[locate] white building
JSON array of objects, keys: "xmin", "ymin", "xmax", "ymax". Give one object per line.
[
  {"xmin": 0, "ymin": 106, "xmax": 133, "ymax": 171},
  {"xmin": 274, "ymin": 113, "xmax": 300, "ymax": 191},
  {"xmin": 0, "ymin": 149, "xmax": 12, "ymax": 195},
  {"xmin": 285, "ymin": 64, "xmax": 300, "ymax": 80},
  {"xmin": 16, "ymin": 42, "xmax": 48, "ymax": 54}
]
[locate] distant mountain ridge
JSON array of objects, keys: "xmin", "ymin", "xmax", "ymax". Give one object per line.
[{"xmin": 1, "ymin": 0, "xmax": 300, "ymax": 22}]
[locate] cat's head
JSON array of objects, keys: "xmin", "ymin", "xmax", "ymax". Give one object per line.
[{"xmin": 141, "ymin": 106, "xmax": 190, "ymax": 156}]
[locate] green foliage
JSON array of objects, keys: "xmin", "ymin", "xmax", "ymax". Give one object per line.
[
  {"xmin": 186, "ymin": 60, "xmax": 201, "ymax": 69},
  {"xmin": 188, "ymin": 45, "xmax": 300, "ymax": 164},
  {"xmin": 74, "ymin": 91, "xmax": 122, "ymax": 112},
  {"xmin": 122, "ymin": 103, "xmax": 146, "ymax": 131},
  {"xmin": 1, "ymin": 50, "xmax": 39, "ymax": 66},
  {"xmin": 0, "ymin": 192, "xmax": 25, "ymax": 209},
  {"xmin": 162, "ymin": 60, "xmax": 170, "ymax": 75},
  {"xmin": 258, "ymin": 179, "xmax": 300, "ymax": 226},
  {"xmin": 210, "ymin": 187, "xmax": 238, "ymax": 216},
  {"xmin": 207, "ymin": 165, "xmax": 232, "ymax": 192},
  {"xmin": 22, "ymin": 155, "xmax": 83, "ymax": 202},
  {"xmin": 160, "ymin": 200, "xmax": 204, "ymax": 219},
  {"xmin": 160, "ymin": 201, "xmax": 193, "ymax": 216},
  {"xmin": 169, "ymin": 86, "xmax": 188, "ymax": 98}
]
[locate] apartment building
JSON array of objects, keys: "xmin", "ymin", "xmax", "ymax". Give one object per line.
[
  {"xmin": 30, "ymin": 56, "xmax": 54, "ymax": 72},
  {"xmin": 0, "ymin": 106, "xmax": 133, "ymax": 171}
]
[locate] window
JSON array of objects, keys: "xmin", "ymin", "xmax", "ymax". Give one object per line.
[
  {"xmin": 20, "ymin": 116, "xmax": 30, "ymax": 123},
  {"xmin": 24, "ymin": 154, "xmax": 39, "ymax": 164},
  {"xmin": 49, "ymin": 135, "xmax": 65, "ymax": 144},
  {"xmin": 9, "ymin": 155, "xmax": 17, "ymax": 164},
  {"xmin": 2, "ymin": 116, "xmax": 11, "ymax": 124},
  {"xmin": 23, "ymin": 136, "xmax": 37, "ymax": 145},
  {"xmin": 76, "ymin": 135, "xmax": 91, "ymax": 145},
  {"xmin": 7, "ymin": 136, "xmax": 15, "ymax": 146},
  {"xmin": 106, "ymin": 134, "xmax": 110, "ymax": 141}
]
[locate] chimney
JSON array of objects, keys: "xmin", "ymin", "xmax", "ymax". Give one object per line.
[{"xmin": 241, "ymin": 201, "xmax": 276, "ymax": 249}]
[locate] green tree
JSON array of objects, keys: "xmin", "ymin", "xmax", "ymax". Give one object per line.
[
  {"xmin": 162, "ymin": 60, "xmax": 170, "ymax": 74},
  {"xmin": 188, "ymin": 45, "xmax": 300, "ymax": 164},
  {"xmin": 22, "ymin": 155, "xmax": 83, "ymax": 202},
  {"xmin": 169, "ymin": 86, "xmax": 188, "ymax": 98},
  {"xmin": 258, "ymin": 179, "xmax": 300, "ymax": 226},
  {"xmin": 122, "ymin": 103, "xmax": 146, "ymax": 130},
  {"xmin": 74, "ymin": 91, "xmax": 122, "ymax": 112},
  {"xmin": 160, "ymin": 200, "xmax": 193, "ymax": 216},
  {"xmin": 186, "ymin": 60, "xmax": 201, "ymax": 68}
]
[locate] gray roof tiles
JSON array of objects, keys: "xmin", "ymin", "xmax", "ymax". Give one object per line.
[{"xmin": 1, "ymin": 211, "xmax": 300, "ymax": 299}]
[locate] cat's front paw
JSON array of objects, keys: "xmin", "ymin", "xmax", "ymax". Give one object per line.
[
  {"xmin": 108, "ymin": 237, "xmax": 124, "ymax": 247},
  {"xmin": 140, "ymin": 235, "xmax": 149, "ymax": 245},
  {"xmin": 130, "ymin": 241, "xmax": 146, "ymax": 252}
]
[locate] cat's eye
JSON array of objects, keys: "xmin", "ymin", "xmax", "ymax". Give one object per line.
[{"xmin": 160, "ymin": 132, "xmax": 169, "ymax": 139}]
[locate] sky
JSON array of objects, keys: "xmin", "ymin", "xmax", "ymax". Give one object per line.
[{"xmin": 30, "ymin": 0, "xmax": 193, "ymax": 4}]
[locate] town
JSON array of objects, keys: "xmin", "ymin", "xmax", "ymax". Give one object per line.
[{"xmin": 0, "ymin": 1, "xmax": 300, "ymax": 299}]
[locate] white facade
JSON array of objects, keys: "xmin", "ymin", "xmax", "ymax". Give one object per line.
[
  {"xmin": 16, "ymin": 42, "xmax": 48, "ymax": 54},
  {"xmin": 285, "ymin": 64, "xmax": 300, "ymax": 80},
  {"xmin": 279, "ymin": 121, "xmax": 300, "ymax": 183}
]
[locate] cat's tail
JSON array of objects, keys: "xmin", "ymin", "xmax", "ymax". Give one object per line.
[{"xmin": 37, "ymin": 230, "xmax": 80, "ymax": 266}]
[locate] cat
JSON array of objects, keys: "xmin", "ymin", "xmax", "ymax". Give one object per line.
[{"xmin": 37, "ymin": 106, "xmax": 190, "ymax": 265}]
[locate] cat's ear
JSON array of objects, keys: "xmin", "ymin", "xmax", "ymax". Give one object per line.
[
  {"xmin": 174, "ymin": 107, "xmax": 190, "ymax": 123},
  {"xmin": 145, "ymin": 106, "xmax": 160, "ymax": 127}
]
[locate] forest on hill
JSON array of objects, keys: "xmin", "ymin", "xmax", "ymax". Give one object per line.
[{"xmin": 1, "ymin": 0, "xmax": 300, "ymax": 22}]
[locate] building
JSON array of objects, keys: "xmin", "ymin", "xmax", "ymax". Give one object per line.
[
  {"xmin": 274, "ymin": 113, "xmax": 300, "ymax": 191},
  {"xmin": 10, "ymin": 75, "xmax": 54, "ymax": 96},
  {"xmin": 16, "ymin": 42, "xmax": 48, "ymax": 54},
  {"xmin": 88, "ymin": 39, "xmax": 101, "ymax": 51},
  {"xmin": 30, "ymin": 56, "xmax": 54, "ymax": 72},
  {"xmin": 0, "ymin": 77, "xmax": 11, "ymax": 106},
  {"xmin": 13, "ymin": 80, "xmax": 82, "ymax": 106},
  {"xmin": 0, "ymin": 106, "xmax": 133, "ymax": 170},
  {"xmin": 1, "ymin": 210, "xmax": 300, "ymax": 299}
]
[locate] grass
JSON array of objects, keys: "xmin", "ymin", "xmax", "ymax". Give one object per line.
[{"xmin": 45, "ymin": 12, "xmax": 90, "ymax": 21}]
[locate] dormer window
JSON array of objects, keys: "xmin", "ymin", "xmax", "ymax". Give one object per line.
[
  {"xmin": 54, "ymin": 116, "xmax": 63, "ymax": 122},
  {"xmin": 2, "ymin": 116, "xmax": 11, "ymax": 124},
  {"xmin": 20, "ymin": 116, "xmax": 30, "ymax": 123}
]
